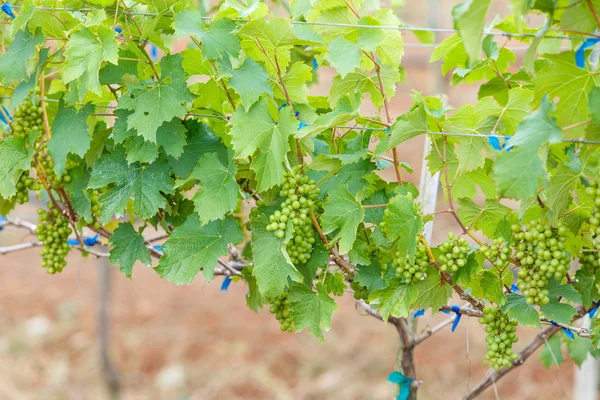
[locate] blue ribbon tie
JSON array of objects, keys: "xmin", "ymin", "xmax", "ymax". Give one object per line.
[
  {"xmin": 150, "ymin": 44, "xmax": 158, "ymax": 61},
  {"xmin": 589, "ymin": 304, "xmax": 598, "ymax": 318},
  {"xmin": 450, "ymin": 305, "xmax": 462, "ymax": 332},
  {"xmin": 576, "ymin": 38, "xmax": 600, "ymax": 68},
  {"xmin": 0, "ymin": 214, "xmax": 6, "ymax": 231},
  {"xmin": 278, "ymin": 103, "xmax": 287, "ymax": 111},
  {"xmin": 66, "ymin": 238, "xmax": 80, "ymax": 246},
  {"xmin": 153, "ymin": 244, "xmax": 167, "ymax": 251},
  {"xmin": 0, "ymin": 105, "xmax": 11, "ymax": 124},
  {"xmin": 297, "ymin": 122, "xmax": 308, "ymax": 131},
  {"xmin": 413, "ymin": 308, "xmax": 425, "ymax": 318},
  {"xmin": 550, "ymin": 320, "xmax": 575, "ymax": 339},
  {"xmin": 440, "ymin": 309, "xmax": 450, "ymax": 315},
  {"xmin": 83, "ymin": 234, "xmax": 98, "ymax": 246},
  {"xmin": 388, "ymin": 371, "xmax": 414, "ymax": 400},
  {"xmin": 2, "ymin": 2, "xmax": 15, "ymax": 19},
  {"xmin": 221, "ymin": 276, "xmax": 232, "ymax": 291},
  {"xmin": 312, "ymin": 58, "xmax": 318, "ymax": 69}
]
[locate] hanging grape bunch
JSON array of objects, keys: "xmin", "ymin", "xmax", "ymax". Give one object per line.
[
  {"xmin": 11, "ymin": 100, "xmax": 43, "ymax": 136},
  {"xmin": 267, "ymin": 293, "xmax": 294, "ymax": 332},
  {"xmin": 35, "ymin": 204, "xmax": 72, "ymax": 274},
  {"xmin": 14, "ymin": 170, "xmax": 41, "ymax": 204},
  {"xmin": 579, "ymin": 181, "xmax": 600, "ymax": 271},
  {"xmin": 266, "ymin": 165, "xmax": 319, "ymax": 265},
  {"xmin": 480, "ymin": 307, "xmax": 519, "ymax": 370},
  {"xmin": 38, "ymin": 153, "xmax": 75, "ymax": 189},
  {"xmin": 437, "ymin": 232, "xmax": 470, "ymax": 273},
  {"xmin": 478, "ymin": 238, "xmax": 511, "ymax": 269},
  {"xmin": 393, "ymin": 240, "xmax": 430, "ymax": 283},
  {"xmin": 512, "ymin": 221, "xmax": 571, "ymax": 305}
]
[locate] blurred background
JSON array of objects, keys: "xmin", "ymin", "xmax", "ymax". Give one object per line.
[{"xmin": 0, "ymin": 0, "xmax": 589, "ymax": 399}]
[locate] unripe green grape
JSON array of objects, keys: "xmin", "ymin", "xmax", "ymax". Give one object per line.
[
  {"xmin": 392, "ymin": 240, "xmax": 430, "ymax": 283},
  {"xmin": 36, "ymin": 204, "xmax": 72, "ymax": 274},
  {"xmin": 512, "ymin": 221, "xmax": 571, "ymax": 305},
  {"xmin": 437, "ymin": 232, "xmax": 470, "ymax": 273},
  {"xmin": 480, "ymin": 307, "xmax": 519, "ymax": 370},
  {"xmin": 268, "ymin": 165, "xmax": 320, "ymax": 266},
  {"xmin": 266, "ymin": 292, "xmax": 294, "ymax": 333},
  {"xmin": 11, "ymin": 100, "xmax": 43, "ymax": 137}
]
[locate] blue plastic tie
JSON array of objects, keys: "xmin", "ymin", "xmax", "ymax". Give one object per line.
[
  {"xmin": 221, "ymin": 276, "xmax": 232, "ymax": 291},
  {"xmin": 440, "ymin": 309, "xmax": 450, "ymax": 315},
  {"xmin": 413, "ymin": 309, "xmax": 425, "ymax": 318},
  {"xmin": 114, "ymin": 26, "xmax": 122, "ymax": 34},
  {"xmin": 2, "ymin": 2, "xmax": 15, "ymax": 19},
  {"xmin": 589, "ymin": 304, "xmax": 598, "ymax": 318},
  {"xmin": 66, "ymin": 238, "xmax": 80, "ymax": 246},
  {"xmin": 576, "ymin": 38, "xmax": 600, "ymax": 68},
  {"xmin": 488, "ymin": 135, "xmax": 513, "ymax": 151},
  {"xmin": 0, "ymin": 214, "xmax": 6, "ymax": 231},
  {"xmin": 83, "ymin": 234, "xmax": 98, "ymax": 246},
  {"xmin": 295, "ymin": 111, "xmax": 300, "ymax": 118},
  {"xmin": 550, "ymin": 321, "xmax": 575, "ymax": 339},
  {"xmin": 312, "ymin": 58, "xmax": 318, "ymax": 69},
  {"xmin": 278, "ymin": 103, "xmax": 287, "ymax": 111},
  {"xmin": 450, "ymin": 305, "xmax": 462, "ymax": 332},
  {"xmin": 298, "ymin": 122, "xmax": 308, "ymax": 131},
  {"xmin": 0, "ymin": 105, "xmax": 11, "ymax": 124},
  {"xmin": 153, "ymin": 244, "xmax": 167, "ymax": 251},
  {"xmin": 388, "ymin": 371, "xmax": 414, "ymax": 400},
  {"xmin": 150, "ymin": 44, "xmax": 158, "ymax": 61}
]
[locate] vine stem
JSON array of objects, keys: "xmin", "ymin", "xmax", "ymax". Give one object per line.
[
  {"xmin": 586, "ymin": 0, "xmax": 600, "ymax": 28},
  {"xmin": 308, "ymin": 211, "xmax": 354, "ymax": 276}
]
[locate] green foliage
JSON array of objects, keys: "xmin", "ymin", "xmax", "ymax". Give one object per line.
[{"xmin": 0, "ymin": 0, "xmax": 598, "ymax": 363}]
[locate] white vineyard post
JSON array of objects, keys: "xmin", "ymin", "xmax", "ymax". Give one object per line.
[{"xmin": 573, "ymin": 315, "xmax": 597, "ymax": 400}]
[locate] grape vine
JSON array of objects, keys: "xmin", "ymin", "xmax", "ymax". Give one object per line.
[{"xmin": 0, "ymin": 0, "xmax": 599, "ymax": 398}]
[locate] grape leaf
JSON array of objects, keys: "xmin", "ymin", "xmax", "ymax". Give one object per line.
[
  {"xmin": 456, "ymin": 198, "xmax": 511, "ymax": 238},
  {"xmin": 502, "ymin": 293, "xmax": 541, "ymax": 327},
  {"xmin": 0, "ymin": 136, "xmax": 32, "ymax": 198},
  {"xmin": 547, "ymin": 165, "xmax": 580, "ymax": 223},
  {"xmin": 534, "ymin": 52, "xmax": 599, "ymax": 131},
  {"xmin": 452, "ymin": 0, "xmax": 491, "ymax": 65},
  {"xmin": 590, "ymin": 86, "xmax": 600, "ymax": 125},
  {"xmin": 368, "ymin": 278, "xmax": 418, "ymax": 321},
  {"xmin": 189, "ymin": 151, "xmax": 239, "ymax": 225},
  {"xmin": 274, "ymin": 62, "xmax": 312, "ymax": 103},
  {"xmin": 88, "ymin": 150, "xmax": 174, "ymax": 222},
  {"xmin": 156, "ymin": 215, "xmax": 243, "ymax": 283},
  {"xmin": 229, "ymin": 97, "xmax": 295, "ymax": 192},
  {"xmin": 540, "ymin": 301, "xmax": 578, "ymax": 325},
  {"xmin": 566, "ymin": 335, "xmax": 593, "ymax": 367},
  {"xmin": 574, "ymin": 267, "xmax": 600, "ymax": 308},
  {"xmin": 174, "ymin": 12, "xmax": 240, "ymax": 60},
  {"xmin": 324, "ymin": 36, "xmax": 361, "ymax": 78},
  {"xmin": 109, "ymin": 222, "xmax": 151, "ymax": 279},
  {"xmin": 324, "ymin": 273, "xmax": 346, "ymax": 296},
  {"xmin": 547, "ymin": 279, "xmax": 582, "ymax": 304},
  {"xmin": 494, "ymin": 97, "xmax": 562, "ymax": 199},
  {"xmin": 480, "ymin": 269, "xmax": 507, "ymax": 305},
  {"xmin": 227, "ymin": 58, "xmax": 273, "ymax": 109},
  {"xmin": 0, "ymin": 29, "xmax": 43, "ymax": 85},
  {"xmin": 289, "ymin": 283, "xmax": 337, "ymax": 342},
  {"xmin": 412, "ymin": 268, "xmax": 452, "ymax": 312},
  {"xmin": 489, "ymin": 87, "xmax": 534, "ymax": 135},
  {"xmin": 242, "ymin": 267, "xmax": 265, "ymax": 313},
  {"xmin": 251, "ymin": 214, "xmax": 303, "ymax": 298},
  {"xmin": 381, "ymin": 193, "xmax": 423, "ymax": 263},
  {"xmin": 354, "ymin": 261, "xmax": 387, "ymax": 294},
  {"xmin": 63, "ymin": 25, "xmax": 119, "ymax": 96},
  {"xmin": 321, "ymin": 184, "xmax": 365, "ymax": 255},
  {"xmin": 384, "ymin": 104, "xmax": 427, "ymax": 150},
  {"xmin": 123, "ymin": 136, "xmax": 158, "ymax": 164},
  {"xmin": 117, "ymin": 54, "xmax": 193, "ymax": 142},
  {"xmin": 540, "ymin": 334, "xmax": 564, "ymax": 369},
  {"xmin": 47, "ymin": 102, "xmax": 94, "ymax": 175}
]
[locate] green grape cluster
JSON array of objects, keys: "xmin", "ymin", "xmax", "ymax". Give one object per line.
[
  {"xmin": 478, "ymin": 238, "xmax": 511, "ymax": 269},
  {"xmin": 479, "ymin": 307, "xmax": 519, "ymax": 370},
  {"xmin": 513, "ymin": 221, "xmax": 570, "ymax": 305},
  {"xmin": 36, "ymin": 205, "xmax": 72, "ymax": 274},
  {"xmin": 14, "ymin": 170, "xmax": 40, "ymax": 204},
  {"xmin": 39, "ymin": 153, "xmax": 74, "ymax": 189},
  {"xmin": 267, "ymin": 293, "xmax": 294, "ymax": 332},
  {"xmin": 350, "ymin": 281, "xmax": 368, "ymax": 300},
  {"xmin": 11, "ymin": 100, "xmax": 43, "ymax": 136},
  {"xmin": 579, "ymin": 182, "xmax": 600, "ymax": 271},
  {"xmin": 266, "ymin": 166, "xmax": 319, "ymax": 265},
  {"xmin": 392, "ymin": 241, "xmax": 429, "ymax": 283},
  {"xmin": 437, "ymin": 232, "xmax": 470, "ymax": 273},
  {"xmin": 80, "ymin": 189, "xmax": 104, "ymax": 229}
]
